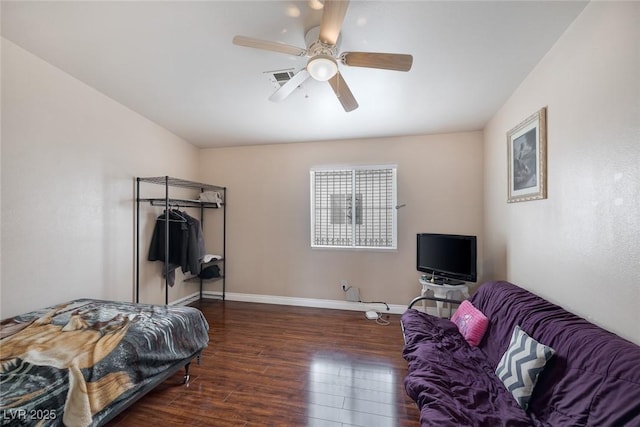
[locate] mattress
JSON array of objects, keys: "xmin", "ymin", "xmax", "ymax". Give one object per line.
[{"xmin": 0, "ymin": 299, "xmax": 209, "ymax": 427}]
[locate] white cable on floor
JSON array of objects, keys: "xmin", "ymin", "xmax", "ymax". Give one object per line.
[{"xmin": 363, "ymin": 311, "xmax": 390, "ymax": 326}]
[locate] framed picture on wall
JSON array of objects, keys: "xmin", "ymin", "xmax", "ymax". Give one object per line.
[{"xmin": 507, "ymin": 107, "xmax": 547, "ymax": 203}]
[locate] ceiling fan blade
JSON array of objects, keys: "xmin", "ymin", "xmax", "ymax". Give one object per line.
[
  {"xmin": 233, "ymin": 35, "xmax": 306, "ymax": 56},
  {"xmin": 341, "ymin": 52, "xmax": 413, "ymax": 72},
  {"xmin": 269, "ymin": 69, "xmax": 310, "ymax": 102},
  {"xmin": 328, "ymin": 72, "xmax": 358, "ymax": 112},
  {"xmin": 319, "ymin": 0, "xmax": 349, "ymax": 46}
]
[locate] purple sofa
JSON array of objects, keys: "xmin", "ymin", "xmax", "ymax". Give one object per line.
[{"xmin": 401, "ymin": 281, "xmax": 640, "ymax": 426}]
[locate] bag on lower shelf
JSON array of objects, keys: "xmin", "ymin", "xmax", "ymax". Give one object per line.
[{"xmin": 199, "ymin": 265, "xmax": 221, "ymax": 279}]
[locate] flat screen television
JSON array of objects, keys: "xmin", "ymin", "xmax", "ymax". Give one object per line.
[{"xmin": 417, "ymin": 233, "xmax": 477, "ymax": 284}]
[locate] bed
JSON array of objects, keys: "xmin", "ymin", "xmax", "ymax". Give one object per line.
[{"xmin": 0, "ymin": 299, "xmax": 209, "ymax": 427}]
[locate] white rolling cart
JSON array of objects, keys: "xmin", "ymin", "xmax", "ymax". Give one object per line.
[{"xmin": 419, "ymin": 277, "xmax": 470, "ymax": 318}]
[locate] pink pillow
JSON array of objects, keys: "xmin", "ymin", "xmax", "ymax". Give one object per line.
[{"xmin": 450, "ymin": 300, "xmax": 489, "ymax": 346}]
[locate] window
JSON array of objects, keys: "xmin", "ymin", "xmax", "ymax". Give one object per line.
[{"xmin": 310, "ymin": 165, "xmax": 397, "ymax": 249}]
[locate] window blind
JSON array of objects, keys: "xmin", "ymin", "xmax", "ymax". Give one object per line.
[{"xmin": 311, "ymin": 166, "xmax": 397, "ymax": 249}]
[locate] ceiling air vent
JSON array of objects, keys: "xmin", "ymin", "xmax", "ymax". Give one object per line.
[{"xmin": 265, "ymin": 69, "xmax": 295, "ymax": 89}]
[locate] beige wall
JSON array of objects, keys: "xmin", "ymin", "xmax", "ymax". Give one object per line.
[
  {"xmin": 198, "ymin": 132, "xmax": 484, "ymax": 308},
  {"xmin": 0, "ymin": 38, "xmax": 201, "ymax": 318},
  {"xmin": 484, "ymin": 2, "xmax": 640, "ymax": 344}
]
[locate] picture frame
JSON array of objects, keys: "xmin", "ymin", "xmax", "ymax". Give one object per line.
[{"xmin": 507, "ymin": 107, "xmax": 547, "ymax": 203}]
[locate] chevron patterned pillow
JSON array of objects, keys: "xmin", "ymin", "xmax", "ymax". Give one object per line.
[{"xmin": 495, "ymin": 325, "xmax": 555, "ymax": 410}]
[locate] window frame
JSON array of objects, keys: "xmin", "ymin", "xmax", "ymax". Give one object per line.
[{"xmin": 310, "ymin": 164, "xmax": 398, "ymax": 251}]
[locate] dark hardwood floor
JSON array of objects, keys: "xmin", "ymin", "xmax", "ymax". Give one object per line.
[{"xmin": 108, "ymin": 300, "xmax": 420, "ymax": 426}]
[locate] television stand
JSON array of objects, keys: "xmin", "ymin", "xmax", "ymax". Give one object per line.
[
  {"xmin": 419, "ymin": 278, "xmax": 470, "ymax": 318},
  {"xmin": 422, "ymin": 277, "xmax": 465, "ymax": 286}
]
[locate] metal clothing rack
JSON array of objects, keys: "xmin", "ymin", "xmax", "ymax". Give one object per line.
[{"xmin": 135, "ymin": 176, "xmax": 226, "ymax": 305}]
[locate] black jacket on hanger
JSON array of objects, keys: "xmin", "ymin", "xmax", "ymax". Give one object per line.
[
  {"xmin": 148, "ymin": 210, "xmax": 206, "ymax": 281},
  {"xmin": 148, "ymin": 210, "xmax": 188, "ymax": 269}
]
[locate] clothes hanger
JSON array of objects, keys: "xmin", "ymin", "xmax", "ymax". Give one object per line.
[
  {"xmin": 171, "ymin": 205, "xmax": 189, "ymax": 221},
  {"xmin": 159, "ymin": 207, "xmax": 187, "ymax": 223}
]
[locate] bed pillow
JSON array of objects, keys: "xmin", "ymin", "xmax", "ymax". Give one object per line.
[
  {"xmin": 450, "ymin": 300, "xmax": 489, "ymax": 346},
  {"xmin": 495, "ymin": 325, "xmax": 555, "ymax": 410}
]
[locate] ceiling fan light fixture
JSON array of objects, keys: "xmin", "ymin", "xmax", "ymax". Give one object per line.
[{"xmin": 307, "ymin": 54, "xmax": 338, "ymax": 81}]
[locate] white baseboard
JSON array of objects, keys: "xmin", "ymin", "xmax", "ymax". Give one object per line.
[
  {"xmin": 168, "ymin": 293, "xmax": 201, "ymax": 306},
  {"xmin": 175, "ymin": 290, "xmax": 440, "ymax": 316}
]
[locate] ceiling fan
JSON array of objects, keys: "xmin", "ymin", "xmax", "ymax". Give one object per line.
[{"xmin": 232, "ymin": 0, "xmax": 413, "ymax": 112}]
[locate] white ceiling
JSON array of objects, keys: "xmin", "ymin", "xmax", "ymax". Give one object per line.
[{"xmin": 1, "ymin": 1, "xmax": 587, "ymax": 148}]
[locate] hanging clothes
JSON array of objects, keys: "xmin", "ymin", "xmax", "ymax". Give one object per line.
[
  {"xmin": 182, "ymin": 211, "xmax": 206, "ymax": 275},
  {"xmin": 148, "ymin": 209, "xmax": 206, "ymax": 285}
]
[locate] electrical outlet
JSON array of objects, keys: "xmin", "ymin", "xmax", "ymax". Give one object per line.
[{"xmin": 340, "ymin": 280, "xmax": 348, "ymax": 291}]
